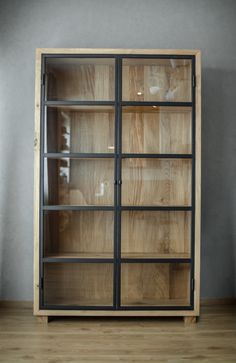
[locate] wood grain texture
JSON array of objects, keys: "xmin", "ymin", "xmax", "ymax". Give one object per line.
[
  {"xmin": 122, "ymin": 158, "xmax": 191, "ymax": 206},
  {"xmin": 44, "ymin": 263, "xmax": 113, "ymax": 306},
  {"xmin": 121, "ymin": 211, "xmax": 191, "ymax": 257},
  {"xmin": 184, "ymin": 316, "xmax": 197, "ymax": 324},
  {"xmin": 194, "ymin": 51, "xmax": 201, "ymax": 316},
  {"xmin": 121, "ymin": 263, "xmax": 190, "ymax": 306},
  {"xmin": 1, "ymin": 305, "xmax": 235, "ymax": 362},
  {"xmin": 122, "ymin": 59, "xmax": 192, "ymax": 102},
  {"xmin": 122, "ymin": 106, "xmax": 192, "ymax": 154},
  {"xmin": 46, "ymin": 58, "xmax": 115, "ymax": 101},
  {"xmin": 47, "ymin": 106, "xmax": 115, "ymax": 153},
  {"xmin": 44, "ymin": 211, "xmax": 114, "ymax": 257},
  {"xmin": 45, "ymin": 158, "xmax": 114, "ymax": 206},
  {"xmin": 36, "ymin": 48, "xmax": 201, "ymax": 55},
  {"xmin": 34, "ymin": 49, "xmax": 41, "ymax": 315}
]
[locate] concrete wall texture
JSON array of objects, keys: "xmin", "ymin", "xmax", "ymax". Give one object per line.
[{"xmin": 0, "ymin": 0, "xmax": 236, "ymax": 300}]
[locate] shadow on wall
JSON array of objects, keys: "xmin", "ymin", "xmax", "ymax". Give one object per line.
[{"xmin": 201, "ymin": 67, "xmax": 236, "ymax": 298}]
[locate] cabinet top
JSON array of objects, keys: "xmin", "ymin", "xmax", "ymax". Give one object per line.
[{"xmin": 36, "ymin": 48, "xmax": 201, "ymax": 57}]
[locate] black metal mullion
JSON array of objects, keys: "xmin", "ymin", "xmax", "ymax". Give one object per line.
[
  {"xmin": 121, "ymin": 206, "xmax": 192, "ymax": 211},
  {"xmin": 115, "ymin": 56, "xmax": 122, "ymax": 309},
  {"xmin": 121, "ymin": 258, "xmax": 191, "ymax": 264},
  {"xmin": 121, "ymin": 154, "xmax": 192, "ymax": 159},
  {"xmin": 40, "ymin": 53, "xmax": 196, "ymax": 312},
  {"xmin": 122, "ymin": 101, "xmax": 192, "ymax": 107},
  {"xmin": 113, "ymin": 56, "xmax": 119, "ymax": 309}
]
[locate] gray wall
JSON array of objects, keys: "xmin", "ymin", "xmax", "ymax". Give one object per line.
[{"xmin": 0, "ymin": 0, "xmax": 236, "ymax": 301}]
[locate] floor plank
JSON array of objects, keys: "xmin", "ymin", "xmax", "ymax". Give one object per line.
[{"xmin": 0, "ymin": 305, "xmax": 235, "ymax": 362}]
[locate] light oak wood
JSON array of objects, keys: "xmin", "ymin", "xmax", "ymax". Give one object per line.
[
  {"xmin": 36, "ymin": 316, "xmax": 49, "ymax": 323},
  {"xmin": 47, "ymin": 106, "xmax": 115, "ymax": 153},
  {"xmin": 122, "ymin": 106, "xmax": 192, "ymax": 154},
  {"xmin": 194, "ymin": 51, "xmax": 201, "ymax": 316},
  {"xmin": 122, "ymin": 58, "xmax": 192, "ymax": 102},
  {"xmin": 122, "ymin": 158, "xmax": 192, "ymax": 206},
  {"xmin": 121, "ymin": 211, "xmax": 191, "ymax": 257},
  {"xmin": 44, "ymin": 263, "xmax": 113, "ymax": 306},
  {"xmin": 45, "ymin": 158, "xmax": 114, "ymax": 206},
  {"xmin": 121, "ymin": 263, "xmax": 190, "ymax": 306},
  {"xmin": 46, "ymin": 58, "xmax": 115, "ymax": 101},
  {"xmin": 184, "ymin": 316, "xmax": 197, "ymax": 324},
  {"xmin": 44, "ymin": 210, "xmax": 113, "ymax": 256},
  {"xmin": 34, "ymin": 48, "xmax": 41, "ymax": 315},
  {"xmin": 1, "ymin": 305, "xmax": 236, "ymax": 362}
]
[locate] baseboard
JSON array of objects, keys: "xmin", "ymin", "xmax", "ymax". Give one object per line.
[
  {"xmin": 200, "ymin": 298, "xmax": 236, "ymax": 306},
  {"xmin": 0, "ymin": 300, "xmax": 33, "ymax": 309},
  {"xmin": 0, "ymin": 298, "xmax": 235, "ymax": 309}
]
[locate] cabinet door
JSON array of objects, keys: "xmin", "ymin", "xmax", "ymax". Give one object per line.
[
  {"xmin": 122, "ymin": 58, "xmax": 192, "ymax": 102},
  {"xmin": 121, "ymin": 263, "xmax": 191, "ymax": 307},
  {"xmin": 46, "ymin": 105, "xmax": 115, "ymax": 154},
  {"xmin": 41, "ymin": 57, "xmax": 116, "ymax": 309},
  {"xmin": 45, "ymin": 58, "xmax": 115, "ymax": 101},
  {"xmin": 44, "ymin": 263, "xmax": 113, "ymax": 307}
]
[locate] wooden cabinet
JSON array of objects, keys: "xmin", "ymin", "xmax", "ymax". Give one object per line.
[{"xmin": 34, "ymin": 49, "xmax": 201, "ymax": 321}]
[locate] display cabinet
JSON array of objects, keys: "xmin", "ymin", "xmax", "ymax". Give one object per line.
[{"xmin": 34, "ymin": 49, "xmax": 201, "ymax": 322}]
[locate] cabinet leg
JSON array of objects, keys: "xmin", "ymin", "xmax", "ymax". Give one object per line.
[
  {"xmin": 184, "ymin": 316, "xmax": 197, "ymax": 324},
  {"xmin": 36, "ymin": 316, "xmax": 50, "ymax": 324}
]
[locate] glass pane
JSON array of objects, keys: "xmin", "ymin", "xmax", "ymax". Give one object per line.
[
  {"xmin": 122, "ymin": 58, "xmax": 192, "ymax": 102},
  {"xmin": 122, "ymin": 158, "xmax": 191, "ymax": 206},
  {"xmin": 121, "ymin": 263, "xmax": 190, "ymax": 306},
  {"xmin": 122, "ymin": 106, "xmax": 192, "ymax": 154},
  {"xmin": 46, "ymin": 106, "xmax": 115, "ymax": 153},
  {"xmin": 44, "ymin": 263, "xmax": 113, "ymax": 306},
  {"xmin": 44, "ymin": 211, "xmax": 114, "ymax": 258},
  {"xmin": 121, "ymin": 211, "xmax": 191, "ymax": 258},
  {"xmin": 46, "ymin": 58, "xmax": 115, "ymax": 101},
  {"xmin": 44, "ymin": 158, "xmax": 114, "ymax": 205}
]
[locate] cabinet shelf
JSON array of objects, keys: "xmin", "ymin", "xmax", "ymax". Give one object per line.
[{"xmin": 121, "ymin": 253, "xmax": 190, "ymax": 260}]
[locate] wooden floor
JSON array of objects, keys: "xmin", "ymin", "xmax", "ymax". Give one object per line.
[{"xmin": 0, "ymin": 305, "xmax": 236, "ymax": 362}]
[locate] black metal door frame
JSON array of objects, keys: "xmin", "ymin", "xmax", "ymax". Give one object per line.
[{"xmin": 39, "ymin": 53, "xmax": 196, "ymax": 311}]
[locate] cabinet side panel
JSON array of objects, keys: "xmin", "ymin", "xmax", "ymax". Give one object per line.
[
  {"xmin": 194, "ymin": 51, "xmax": 201, "ymax": 315},
  {"xmin": 34, "ymin": 49, "xmax": 42, "ymax": 315}
]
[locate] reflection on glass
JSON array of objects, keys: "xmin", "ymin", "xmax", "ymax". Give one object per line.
[
  {"xmin": 121, "ymin": 263, "xmax": 190, "ymax": 306},
  {"xmin": 122, "ymin": 106, "xmax": 192, "ymax": 154},
  {"xmin": 45, "ymin": 58, "xmax": 115, "ymax": 101},
  {"xmin": 121, "ymin": 211, "xmax": 191, "ymax": 258},
  {"xmin": 122, "ymin": 158, "xmax": 191, "ymax": 206},
  {"xmin": 122, "ymin": 58, "xmax": 192, "ymax": 102},
  {"xmin": 44, "ymin": 158, "xmax": 114, "ymax": 205},
  {"xmin": 46, "ymin": 106, "xmax": 115, "ymax": 153},
  {"xmin": 44, "ymin": 210, "xmax": 114, "ymax": 258},
  {"xmin": 44, "ymin": 263, "xmax": 113, "ymax": 306}
]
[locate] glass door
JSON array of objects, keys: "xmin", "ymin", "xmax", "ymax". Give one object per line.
[
  {"xmin": 40, "ymin": 54, "xmax": 195, "ymax": 310},
  {"xmin": 41, "ymin": 56, "xmax": 116, "ymax": 308},
  {"xmin": 119, "ymin": 56, "xmax": 195, "ymax": 309}
]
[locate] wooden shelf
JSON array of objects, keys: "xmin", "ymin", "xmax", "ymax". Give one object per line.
[
  {"xmin": 121, "ymin": 253, "xmax": 190, "ymax": 259},
  {"xmin": 121, "ymin": 299, "xmax": 190, "ymax": 307},
  {"xmin": 45, "ymin": 252, "xmax": 113, "ymax": 259}
]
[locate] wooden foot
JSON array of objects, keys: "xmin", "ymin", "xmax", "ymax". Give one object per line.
[
  {"xmin": 184, "ymin": 316, "xmax": 197, "ymax": 324},
  {"xmin": 36, "ymin": 316, "xmax": 50, "ymax": 324}
]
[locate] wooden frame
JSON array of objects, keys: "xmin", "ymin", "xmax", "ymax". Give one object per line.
[{"xmin": 34, "ymin": 48, "xmax": 201, "ymax": 321}]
